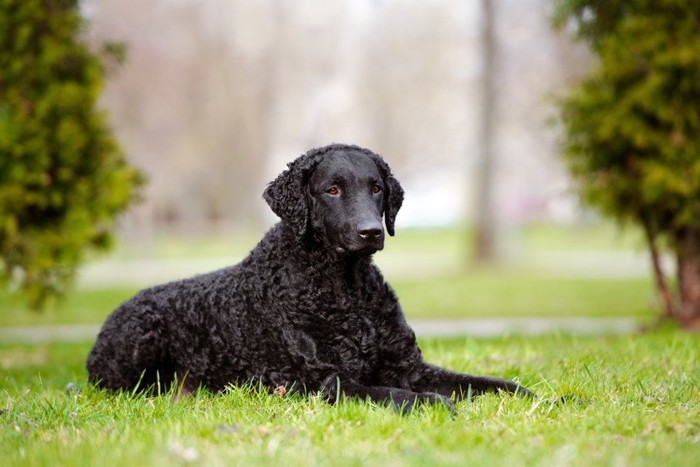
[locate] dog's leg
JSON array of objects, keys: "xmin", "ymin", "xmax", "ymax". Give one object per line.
[
  {"xmin": 320, "ymin": 376, "xmax": 456, "ymax": 414},
  {"xmin": 410, "ymin": 363, "xmax": 534, "ymax": 400}
]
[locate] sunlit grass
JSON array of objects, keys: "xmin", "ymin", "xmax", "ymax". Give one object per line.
[{"xmin": 2, "ymin": 331, "xmax": 699, "ymax": 466}]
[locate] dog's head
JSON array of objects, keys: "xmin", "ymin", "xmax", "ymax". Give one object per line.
[{"xmin": 263, "ymin": 144, "xmax": 404, "ymax": 254}]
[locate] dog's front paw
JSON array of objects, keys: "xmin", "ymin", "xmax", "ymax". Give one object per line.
[
  {"xmin": 387, "ymin": 390, "xmax": 456, "ymax": 415},
  {"xmin": 423, "ymin": 392, "xmax": 457, "ymax": 415}
]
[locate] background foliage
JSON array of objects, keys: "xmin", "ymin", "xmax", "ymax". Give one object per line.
[
  {"xmin": 554, "ymin": 0, "xmax": 700, "ymax": 230},
  {"xmin": 0, "ymin": 0, "xmax": 143, "ymax": 308},
  {"xmin": 553, "ymin": 0, "xmax": 700, "ymax": 322}
]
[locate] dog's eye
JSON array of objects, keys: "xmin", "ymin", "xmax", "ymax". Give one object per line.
[
  {"xmin": 372, "ymin": 185, "xmax": 382, "ymax": 194},
  {"xmin": 326, "ymin": 186, "xmax": 340, "ymax": 196}
]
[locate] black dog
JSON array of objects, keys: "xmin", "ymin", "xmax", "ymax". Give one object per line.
[{"xmin": 87, "ymin": 144, "xmax": 532, "ymax": 411}]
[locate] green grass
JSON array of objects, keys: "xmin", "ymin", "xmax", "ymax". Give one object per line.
[
  {"xmin": 0, "ymin": 274, "xmax": 655, "ymax": 327},
  {"xmin": 2, "ymin": 331, "xmax": 699, "ymax": 466},
  {"xmin": 0, "ymin": 289, "xmax": 138, "ymax": 327},
  {"xmin": 393, "ymin": 272, "xmax": 655, "ymax": 318}
]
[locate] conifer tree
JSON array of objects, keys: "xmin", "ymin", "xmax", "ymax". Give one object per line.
[
  {"xmin": 0, "ymin": 0, "xmax": 143, "ymax": 308},
  {"xmin": 553, "ymin": 1, "xmax": 700, "ymax": 326}
]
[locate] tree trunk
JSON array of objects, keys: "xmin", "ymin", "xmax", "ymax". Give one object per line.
[
  {"xmin": 641, "ymin": 216, "xmax": 676, "ymax": 319},
  {"xmin": 676, "ymin": 227, "xmax": 700, "ymax": 327},
  {"xmin": 474, "ymin": 0, "xmax": 497, "ymax": 264}
]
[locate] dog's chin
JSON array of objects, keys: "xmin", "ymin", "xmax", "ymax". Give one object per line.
[{"xmin": 335, "ymin": 240, "xmax": 384, "ymax": 256}]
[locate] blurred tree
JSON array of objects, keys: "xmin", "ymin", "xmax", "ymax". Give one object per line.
[
  {"xmin": 553, "ymin": 1, "xmax": 700, "ymax": 327},
  {"xmin": 0, "ymin": 0, "xmax": 143, "ymax": 309}
]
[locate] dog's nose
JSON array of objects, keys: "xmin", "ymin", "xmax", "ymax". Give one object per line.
[{"xmin": 357, "ymin": 221, "xmax": 383, "ymax": 240}]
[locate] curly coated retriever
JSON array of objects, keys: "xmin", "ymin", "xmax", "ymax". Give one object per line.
[{"xmin": 87, "ymin": 144, "xmax": 532, "ymax": 411}]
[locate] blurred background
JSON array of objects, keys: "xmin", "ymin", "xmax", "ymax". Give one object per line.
[
  {"xmin": 2, "ymin": 0, "xmax": 659, "ymax": 333},
  {"xmin": 88, "ymin": 0, "xmax": 590, "ymax": 235}
]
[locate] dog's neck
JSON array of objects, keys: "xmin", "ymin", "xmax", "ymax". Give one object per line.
[{"xmin": 276, "ymin": 222, "xmax": 376, "ymax": 288}]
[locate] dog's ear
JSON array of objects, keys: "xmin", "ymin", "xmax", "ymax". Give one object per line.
[
  {"xmin": 263, "ymin": 150, "xmax": 321, "ymax": 240},
  {"xmin": 372, "ymin": 155, "xmax": 404, "ymax": 237}
]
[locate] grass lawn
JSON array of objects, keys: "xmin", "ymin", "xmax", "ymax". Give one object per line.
[
  {"xmin": 2, "ymin": 331, "xmax": 699, "ymax": 466},
  {"xmin": 0, "ymin": 273, "xmax": 655, "ymax": 327}
]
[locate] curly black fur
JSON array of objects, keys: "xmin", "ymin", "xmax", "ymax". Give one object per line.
[{"xmin": 87, "ymin": 144, "xmax": 532, "ymax": 411}]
